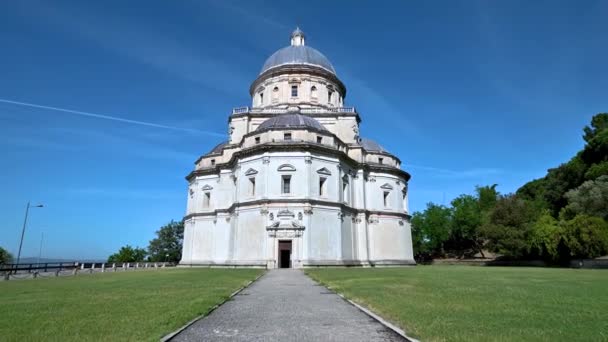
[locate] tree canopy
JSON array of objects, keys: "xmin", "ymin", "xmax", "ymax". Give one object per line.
[
  {"xmin": 147, "ymin": 220, "xmax": 184, "ymax": 262},
  {"xmin": 0, "ymin": 247, "xmax": 13, "ymax": 265},
  {"xmin": 411, "ymin": 113, "xmax": 608, "ymax": 262}
]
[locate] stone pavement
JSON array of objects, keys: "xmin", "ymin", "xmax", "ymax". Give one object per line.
[{"xmin": 171, "ymin": 269, "xmax": 406, "ymax": 342}]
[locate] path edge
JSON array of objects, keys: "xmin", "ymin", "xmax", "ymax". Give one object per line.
[
  {"xmin": 160, "ymin": 271, "xmax": 266, "ymax": 342},
  {"xmin": 306, "ymin": 274, "xmax": 420, "ymax": 342}
]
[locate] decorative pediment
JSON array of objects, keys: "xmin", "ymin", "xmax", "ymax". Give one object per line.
[
  {"xmin": 245, "ymin": 168, "xmax": 258, "ymax": 176},
  {"xmin": 277, "ymin": 164, "xmax": 296, "ymax": 172},
  {"xmin": 380, "ymin": 183, "xmax": 393, "ymax": 190},
  {"xmin": 277, "ymin": 209, "xmax": 295, "ymax": 218},
  {"xmin": 316, "ymin": 167, "xmax": 332, "ymax": 176},
  {"xmin": 202, "ymin": 184, "xmax": 213, "ymax": 191}
]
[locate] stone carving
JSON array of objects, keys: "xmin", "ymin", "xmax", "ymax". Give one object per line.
[
  {"xmin": 269, "ymin": 213, "xmax": 274, "ymax": 221},
  {"xmin": 298, "ymin": 212, "xmax": 303, "ymax": 220},
  {"xmin": 263, "ymin": 157, "xmax": 270, "ymax": 164},
  {"xmin": 305, "ymin": 156, "xmax": 312, "ymax": 164},
  {"xmin": 399, "ymin": 220, "xmax": 404, "ymax": 226},
  {"xmin": 277, "ymin": 209, "xmax": 295, "ymax": 218},
  {"xmin": 245, "ymin": 168, "xmax": 258, "ymax": 176},
  {"xmin": 368, "ymin": 176, "xmax": 376, "ymax": 183},
  {"xmin": 303, "ymin": 205, "xmax": 313, "ymax": 215},
  {"xmin": 380, "ymin": 183, "xmax": 393, "ymax": 190},
  {"xmin": 260, "ymin": 205, "xmax": 269, "ymax": 215},
  {"xmin": 316, "ymin": 167, "xmax": 332, "ymax": 175},
  {"xmin": 367, "ymin": 215, "xmax": 379, "ymax": 224},
  {"xmin": 277, "ymin": 164, "xmax": 296, "ymax": 172},
  {"xmin": 189, "ymin": 189, "xmax": 194, "ymax": 198},
  {"xmin": 202, "ymin": 184, "xmax": 213, "ymax": 191}
]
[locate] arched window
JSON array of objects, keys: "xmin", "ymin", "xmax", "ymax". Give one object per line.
[
  {"xmin": 291, "ymin": 85, "xmax": 298, "ymax": 97},
  {"xmin": 259, "ymin": 92, "xmax": 264, "ymax": 105},
  {"xmin": 311, "ymin": 86, "xmax": 317, "ymax": 99},
  {"xmin": 328, "ymin": 90, "xmax": 333, "ymax": 103}
]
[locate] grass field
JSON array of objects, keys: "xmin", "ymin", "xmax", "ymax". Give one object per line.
[
  {"xmin": 0, "ymin": 268, "xmax": 263, "ymax": 341},
  {"xmin": 306, "ymin": 266, "xmax": 608, "ymax": 342}
]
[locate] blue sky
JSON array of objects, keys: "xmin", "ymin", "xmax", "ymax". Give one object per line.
[{"xmin": 1, "ymin": 0, "xmax": 606, "ymax": 260}]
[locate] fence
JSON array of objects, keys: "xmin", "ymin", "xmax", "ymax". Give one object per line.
[{"xmin": 0, "ymin": 261, "xmax": 176, "ymax": 281}]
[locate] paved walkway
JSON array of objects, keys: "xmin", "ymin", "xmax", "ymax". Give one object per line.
[{"xmin": 171, "ymin": 269, "xmax": 406, "ymax": 342}]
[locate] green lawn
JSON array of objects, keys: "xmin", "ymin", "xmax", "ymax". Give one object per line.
[
  {"xmin": 0, "ymin": 268, "xmax": 263, "ymax": 341},
  {"xmin": 306, "ymin": 266, "xmax": 608, "ymax": 342}
]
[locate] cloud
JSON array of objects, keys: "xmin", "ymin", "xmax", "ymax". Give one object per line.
[
  {"xmin": 19, "ymin": 1, "xmax": 251, "ymax": 96},
  {"xmin": 65, "ymin": 187, "xmax": 181, "ymax": 200},
  {"xmin": 407, "ymin": 163, "xmax": 503, "ymax": 179},
  {"xmin": 0, "ymin": 98, "xmax": 225, "ymax": 137}
]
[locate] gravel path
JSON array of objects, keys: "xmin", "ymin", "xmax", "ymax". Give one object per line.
[{"xmin": 171, "ymin": 269, "xmax": 406, "ymax": 342}]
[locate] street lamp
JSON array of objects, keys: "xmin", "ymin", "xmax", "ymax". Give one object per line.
[
  {"xmin": 37, "ymin": 231, "xmax": 44, "ymax": 265},
  {"xmin": 16, "ymin": 202, "xmax": 44, "ymax": 265}
]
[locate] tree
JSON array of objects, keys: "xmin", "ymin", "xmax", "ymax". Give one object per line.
[
  {"xmin": 0, "ymin": 247, "xmax": 13, "ymax": 265},
  {"xmin": 480, "ymin": 194, "xmax": 538, "ymax": 259},
  {"xmin": 107, "ymin": 245, "xmax": 147, "ymax": 263},
  {"xmin": 561, "ymin": 214, "xmax": 608, "ymax": 259},
  {"xmin": 583, "ymin": 113, "xmax": 608, "ymax": 143},
  {"xmin": 529, "ymin": 212, "xmax": 561, "ymax": 261},
  {"xmin": 449, "ymin": 194, "xmax": 483, "ymax": 257},
  {"xmin": 147, "ymin": 220, "xmax": 184, "ymax": 262},
  {"xmin": 411, "ymin": 203, "xmax": 452, "ymax": 257},
  {"xmin": 562, "ymin": 175, "xmax": 608, "ymax": 220},
  {"xmin": 476, "ymin": 184, "xmax": 499, "ymax": 213}
]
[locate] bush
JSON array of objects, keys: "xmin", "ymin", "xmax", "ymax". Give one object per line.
[
  {"xmin": 0, "ymin": 247, "xmax": 13, "ymax": 265},
  {"xmin": 561, "ymin": 214, "xmax": 608, "ymax": 259}
]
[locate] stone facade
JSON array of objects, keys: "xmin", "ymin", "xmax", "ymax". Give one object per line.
[{"xmin": 180, "ymin": 29, "xmax": 414, "ymax": 268}]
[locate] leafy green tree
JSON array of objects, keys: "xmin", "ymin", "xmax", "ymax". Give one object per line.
[
  {"xmin": 476, "ymin": 184, "xmax": 499, "ymax": 213},
  {"xmin": 542, "ymin": 156, "xmax": 587, "ymax": 216},
  {"xmin": 107, "ymin": 245, "xmax": 147, "ymax": 263},
  {"xmin": 0, "ymin": 247, "xmax": 13, "ymax": 265},
  {"xmin": 562, "ymin": 175, "xmax": 608, "ymax": 220},
  {"xmin": 411, "ymin": 203, "xmax": 452, "ymax": 257},
  {"xmin": 561, "ymin": 214, "xmax": 608, "ymax": 259},
  {"xmin": 529, "ymin": 212, "xmax": 561, "ymax": 261},
  {"xmin": 449, "ymin": 194, "xmax": 483, "ymax": 257},
  {"xmin": 583, "ymin": 113, "xmax": 608, "ymax": 143},
  {"xmin": 147, "ymin": 220, "xmax": 184, "ymax": 262},
  {"xmin": 584, "ymin": 161, "xmax": 608, "ymax": 180},
  {"xmin": 480, "ymin": 195, "xmax": 538, "ymax": 258}
]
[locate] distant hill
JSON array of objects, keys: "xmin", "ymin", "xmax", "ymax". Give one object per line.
[{"xmin": 16, "ymin": 257, "xmax": 105, "ymax": 264}]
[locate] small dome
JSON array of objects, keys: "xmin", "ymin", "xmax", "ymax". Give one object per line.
[
  {"xmin": 256, "ymin": 114, "xmax": 328, "ymax": 132},
  {"xmin": 359, "ymin": 138, "xmax": 386, "ymax": 153},
  {"xmin": 205, "ymin": 141, "xmax": 228, "ymax": 155},
  {"xmin": 260, "ymin": 28, "xmax": 336, "ymax": 75}
]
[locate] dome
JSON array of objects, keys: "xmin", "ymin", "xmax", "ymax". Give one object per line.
[
  {"xmin": 259, "ymin": 28, "xmax": 336, "ymax": 75},
  {"xmin": 359, "ymin": 138, "xmax": 386, "ymax": 153},
  {"xmin": 256, "ymin": 114, "xmax": 328, "ymax": 132},
  {"xmin": 205, "ymin": 141, "xmax": 228, "ymax": 156}
]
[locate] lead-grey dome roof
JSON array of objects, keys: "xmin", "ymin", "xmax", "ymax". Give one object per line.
[
  {"xmin": 256, "ymin": 114, "xmax": 328, "ymax": 132},
  {"xmin": 359, "ymin": 138, "xmax": 386, "ymax": 153},
  {"xmin": 205, "ymin": 141, "xmax": 228, "ymax": 156},
  {"xmin": 260, "ymin": 45, "xmax": 336, "ymax": 75}
]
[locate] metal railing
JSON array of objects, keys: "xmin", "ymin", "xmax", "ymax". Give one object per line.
[
  {"xmin": 1, "ymin": 262, "xmax": 176, "ymax": 280},
  {"xmin": 232, "ymin": 106, "xmax": 356, "ymax": 115}
]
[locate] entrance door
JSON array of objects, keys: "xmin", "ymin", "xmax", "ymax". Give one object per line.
[{"xmin": 278, "ymin": 240, "xmax": 292, "ymax": 268}]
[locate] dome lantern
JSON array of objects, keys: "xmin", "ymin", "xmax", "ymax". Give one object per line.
[{"xmin": 290, "ymin": 27, "xmax": 305, "ymax": 46}]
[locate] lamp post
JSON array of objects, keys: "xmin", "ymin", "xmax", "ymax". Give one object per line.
[
  {"xmin": 16, "ymin": 202, "xmax": 44, "ymax": 265},
  {"xmin": 37, "ymin": 231, "xmax": 44, "ymax": 265}
]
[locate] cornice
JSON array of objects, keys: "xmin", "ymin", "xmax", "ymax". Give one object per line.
[
  {"xmin": 186, "ymin": 142, "xmax": 410, "ymax": 181},
  {"xmin": 183, "ymin": 198, "xmax": 411, "ymax": 221}
]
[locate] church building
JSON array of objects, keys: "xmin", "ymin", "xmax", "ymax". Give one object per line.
[{"xmin": 180, "ymin": 29, "xmax": 414, "ymax": 268}]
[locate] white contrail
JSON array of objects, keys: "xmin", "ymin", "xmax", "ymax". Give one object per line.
[{"xmin": 0, "ymin": 98, "xmax": 224, "ymax": 137}]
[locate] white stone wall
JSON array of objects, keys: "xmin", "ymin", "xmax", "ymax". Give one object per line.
[{"xmin": 181, "ymin": 150, "xmax": 413, "ymax": 268}]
